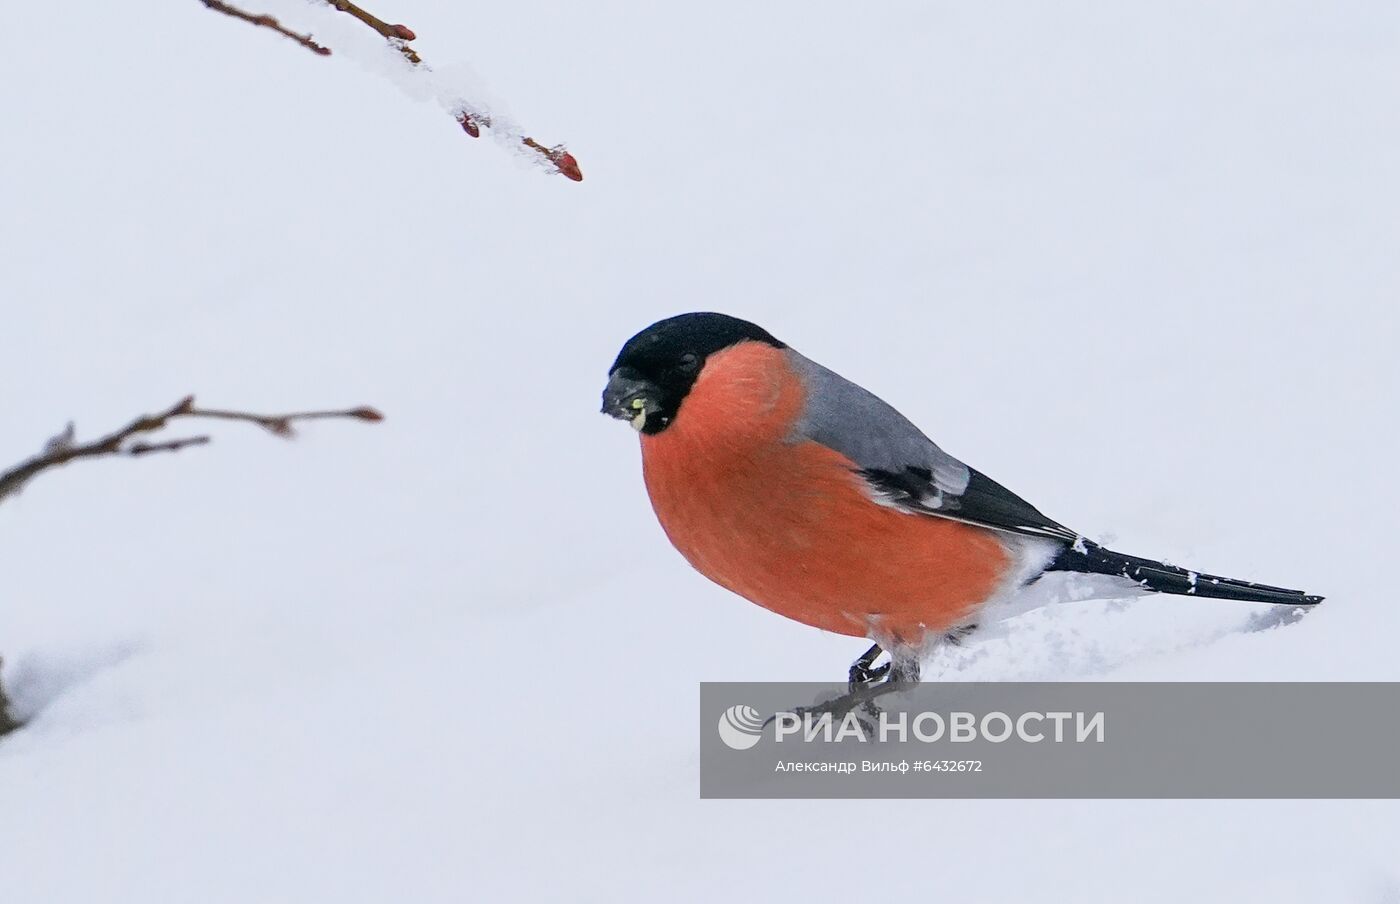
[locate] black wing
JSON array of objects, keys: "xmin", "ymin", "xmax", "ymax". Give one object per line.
[{"xmin": 858, "ymin": 465, "xmax": 1081, "ymax": 544}]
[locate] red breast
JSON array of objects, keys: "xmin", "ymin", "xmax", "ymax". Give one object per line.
[{"xmin": 639, "ymin": 340, "xmax": 1011, "ymax": 647}]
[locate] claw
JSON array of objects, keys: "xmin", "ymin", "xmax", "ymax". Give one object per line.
[
  {"xmin": 849, "ymin": 660, "xmax": 890, "ymax": 687},
  {"xmin": 848, "ymin": 642, "xmax": 889, "ymax": 689}
]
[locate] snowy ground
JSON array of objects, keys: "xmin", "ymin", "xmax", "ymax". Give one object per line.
[{"xmin": 2, "ymin": 1, "xmax": 1398, "ymax": 900}]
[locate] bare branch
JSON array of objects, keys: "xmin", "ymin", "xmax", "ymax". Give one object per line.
[
  {"xmin": 201, "ymin": 0, "xmax": 333, "ymax": 56},
  {"xmin": 0, "ymin": 397, "xmax": 381, "ymax": 735},
  {"xmin": 182, "ymin": 404, "xmax": 385, "ymax": 436},
  {"xmin": 0, "ymin": 397, "xmax": 383, "ymax": 505}
]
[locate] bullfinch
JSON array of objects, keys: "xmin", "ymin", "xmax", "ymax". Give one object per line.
[{"xmin": 601, "ymin": 312, "xmax": 1321, "ymax": 686}]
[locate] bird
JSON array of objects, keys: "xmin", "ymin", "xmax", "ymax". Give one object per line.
[{"xmin": 600, "ymin": 312, "xmax": 1321, "ymax": 689}]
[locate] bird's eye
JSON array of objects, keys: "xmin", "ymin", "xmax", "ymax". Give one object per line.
[{"xmin": 677, "ymin": 353, "xmax": 699, "ymax": 373}]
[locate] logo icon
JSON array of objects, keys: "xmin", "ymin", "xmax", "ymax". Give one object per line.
[{"xmin": 717, "ymin": 704, "xmax": 765, "ymax": 750}]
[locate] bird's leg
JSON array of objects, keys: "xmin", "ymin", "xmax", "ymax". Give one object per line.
[
  {"xmin": 848, "ymin": 643, "xmax": 891, "ymax": 689},
  {"xmin": 888, "ymin": 651, "xmax": 920, "ymax": 685}
]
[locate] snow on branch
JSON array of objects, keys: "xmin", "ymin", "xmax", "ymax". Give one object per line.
[
  {"xmin": 0, "ymin": 395, "xmax": 383, "ymax": 506},
  {"xmin": 197, "ymin": 0, "xmax": 583, "ymax": 181}
]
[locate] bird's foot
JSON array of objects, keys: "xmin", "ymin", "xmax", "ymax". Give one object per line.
[
  {"xmin": 764, "ymin": 644, "xmax": 922, "ymax": 733},
  {"xmin": 847, "ymin": 643, "xmax": 920, "ymax": 691},
  {"xmin": 848, "ymin": 659, "xmax": 891, "ymax": 687},
  {"xmin": 786, "ymin": 685, "xmax": 890, "ymax": 734},
  {"xmin": 782, "ymin": 644, "xmax": 921, "ymax": 729},
  {"xmin": 848, "ymin": 642, "xmax": 890, "ymax": 690}
]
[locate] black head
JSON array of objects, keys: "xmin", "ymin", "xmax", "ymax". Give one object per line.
[{"xmin": 601, "ymin": 312, "xmax": 785, "ymax": 434}]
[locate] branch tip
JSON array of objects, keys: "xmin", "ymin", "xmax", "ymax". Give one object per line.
[
  {"xmin": 523, "ymin": 138, "xmax": 584, "ymax": 181},
  {"xmin": 552, "ymin": 150, "xmax": 584, "ymax": 182}
]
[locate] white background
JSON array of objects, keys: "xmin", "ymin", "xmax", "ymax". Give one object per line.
[{"xmin": 2, "ymin": 1, "xmax": 1397, "ymax": 900}]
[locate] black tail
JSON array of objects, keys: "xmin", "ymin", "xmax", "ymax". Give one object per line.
[{"xmin": 1046, "ymin": 540, "xmax": 1323, "ymax": 606}]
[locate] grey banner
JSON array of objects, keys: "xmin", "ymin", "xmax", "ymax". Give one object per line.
[{"xmin": 700, "ymin": 682, "xmax": 1400, "ymax": 799}]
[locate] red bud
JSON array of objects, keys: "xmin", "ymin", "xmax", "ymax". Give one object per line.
[{"xmin": 552, "ymin": 151, "xmax": 583, "ymax": 182}]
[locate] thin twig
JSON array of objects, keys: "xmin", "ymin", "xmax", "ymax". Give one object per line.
[
  {"xmin": 126, "ymin": 436, "xmax": 213, "ymax": 456},
  {"xmin": 317, "ymin": 0, "xmax": 584, "ymax": 181},
  {"xmin": 183, "ymin": 404, "xmax": 384, "ymax": 436},
  {"xmin": 0, "ymin": 396, "xmax": 383, "ymax": 505},
  {"xmin": 322, "ymin": 0, "xmax": 420, "ymax": 62},
  {"xmin": 201, "ymin": 0, "xmax": 332, "ymax": 56}
]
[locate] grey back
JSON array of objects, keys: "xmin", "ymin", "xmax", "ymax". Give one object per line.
[
  {"xmin": 784, "ymin": 347, "xmax": 1079, "ymax": 543},
  {"xmin": 785, "ymin": 349, "xmax": 971, "ymax": 500}
]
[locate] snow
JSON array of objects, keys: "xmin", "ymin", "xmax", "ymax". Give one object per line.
[{"xmin": 2, "ymin": 1, "xmax": 1398, "ymax": 900}]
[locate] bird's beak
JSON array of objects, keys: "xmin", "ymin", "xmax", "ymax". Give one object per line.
[{"xmin": 601, "ymin": 369, "xmax": 662, "ymax": 432}]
